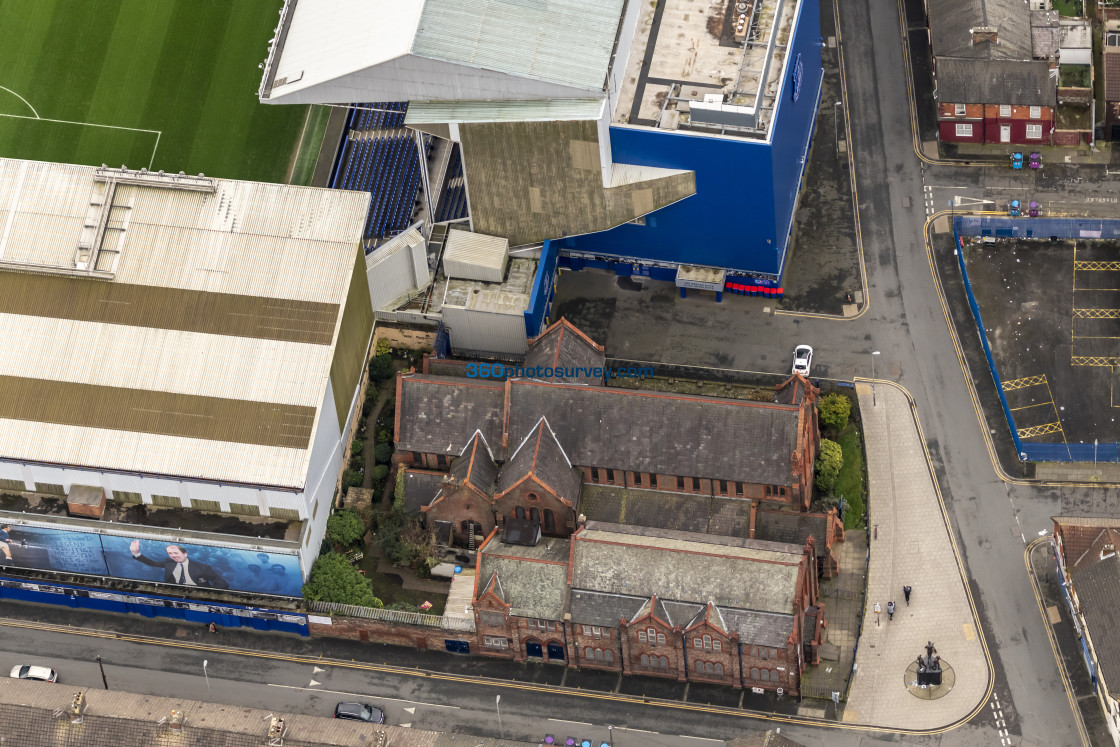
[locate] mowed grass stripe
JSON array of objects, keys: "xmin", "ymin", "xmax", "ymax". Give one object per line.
[
  {"xmin": 140, "ymin": 0, "xmax": 234, "ymax": 175},
  {"xmin": 0, "ymin": 118, "xmax": 153, "ymax": 168},
  {"xmin": 191, "ymin": 3, "xmax": 299, "ymax": 184},
  {"xmin": 0, "ymin": 2, "xmax": 50, "ymax": 113},
  {"xmin": 0, "ymin": 0, "xmax": 311, "ymax": 182},
  {"xmin": 87, "ymin": 2, "xmax": 171, "ymax": 131}
]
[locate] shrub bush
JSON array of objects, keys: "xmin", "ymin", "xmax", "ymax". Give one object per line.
[
  {"xmin": 370, "ymin": 464, "xmax": 390, "ymax": 483},
  {"xmin": 374, "ymin": 443, "xmax": 393, "ymax": 464},
  {"xmin": 818, "ymin": 393, "xmax": 852, "ymax": 433},
  {"xmin": 326, "ymin": 509, "xmax": 365, "ymax": 547},
  {"xmin": 385, "ymin": 600, "xmax": 416, "ymax": 612},
  {"xmin": 302, "ymin": 553, "xmax": 381, "ymax": 607},
  {"xmin": 815, "ymin": 438, "xmax": 844, "ymax": 494},
  {"xmin": 368, "ymin": 353, "xmax": 394, "ymax": 382},
  {"xmin": 341, "ymin": 469, "xmax": 363, "ymax": 488},
  {"xmin": 350, "ymin": 438, "xmax": 364, "ymax": 457}
]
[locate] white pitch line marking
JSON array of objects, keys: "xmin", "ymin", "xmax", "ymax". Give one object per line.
[
  {"xmin": 267, "ymin": 683, "xmax": 459, "ymax": 709},
  {"xmin": 0, "ymin": 86, "xmax": 39, "ymax": 118},
  {"xmin": 549, "ymin": 719, "xmax": 593, "ymax": 726}
]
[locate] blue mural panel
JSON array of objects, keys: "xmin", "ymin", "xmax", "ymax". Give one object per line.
[
  {"xmin": 103, "ymin": 536, "xmax": 302, "ymax": 597},
  {"xmin": 0, "ymin": 524, "xmax": 109, "ymax": 576},
  {"xmin": 0, "ymin": 523, "xmax": 302, "ymax": 597}
]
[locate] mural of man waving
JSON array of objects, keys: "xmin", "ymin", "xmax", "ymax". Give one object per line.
[{"xmin": 129, "ymin": 540, "xmax": 229, "ymax": 589}]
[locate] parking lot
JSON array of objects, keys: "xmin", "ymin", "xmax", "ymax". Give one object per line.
[{"xmin": 959, "ymin": 236, "xmax": 1120, "ymax": 449}]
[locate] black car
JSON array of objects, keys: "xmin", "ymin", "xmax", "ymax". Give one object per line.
[{"xmin": 334, "ymin": 702, "xmax": 386, "ymax": 724}]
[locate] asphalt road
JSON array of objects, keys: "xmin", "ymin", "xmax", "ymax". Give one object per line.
[{"xmin": 0, "ymin": 621, "xmax": 940, "ymax": 747}]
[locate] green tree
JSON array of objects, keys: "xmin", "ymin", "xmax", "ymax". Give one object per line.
[
  {"xmin": 302, "ymin": 553, "xmax": 382, "ymax": 607},
  {"xmin": 374, "ymin": 443, "xmax": 393, "ymax": 464},
  {"xmin": 368, "ymin": 353, "xmax": 394, "ymax": 382},
  {"xmin": 393, "ymin": 465, "xmax": 406, "ymax": 515},
  {"xmin": 815, "ymin": 438, "xmax": 844, "ymax": 494},
  {"xmin": 818, "ymin": 393, "xmax": 851, "ymax": 433},
  {"xmin": 370, "ymin": 464, "xmax": 389, "ymax": 483},
  {"xmin": 326, "ymin": 509, "xmax": 365, "ymax": 547},
  {"xmin": 341, "ymin": 469, "xmax": 363, "ymax": 488}
]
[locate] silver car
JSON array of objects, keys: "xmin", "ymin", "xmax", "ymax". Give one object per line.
[{"xmin": 10, "ymin": 665, "xmax": 58, "ymax": 683}]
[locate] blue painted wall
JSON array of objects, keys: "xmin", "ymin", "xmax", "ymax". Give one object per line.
[{"xmin": 562, "ymin": 0, "xmax": 822, "ymax": 277}]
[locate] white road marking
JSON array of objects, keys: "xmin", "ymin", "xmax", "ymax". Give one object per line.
[
  {"xmin": 267, "ymin": 683, "xmax": 459, "ymax": 709},
  {"xmin": 549, "ymin": 718, "xmax": 593, "ymax": 726},
  {"xmin": 313, "ymin": 666, "xmax": 325, "ymax": 674},
  {"xmin": 404, "ymin": 707, "xmax": 415, "ymax": 714},
  {"xmin": 678, "ymin": 736, "xmax": 721, "ymax": 742},
  {"xmin": 616, "ymin": 727, "xmax": 658, "ymax": 734},
  {"xmin": 309, "ymin": 679, "xmax": 321, "ymax": 687}
]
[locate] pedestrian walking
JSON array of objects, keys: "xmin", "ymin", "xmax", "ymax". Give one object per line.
[
  {"xmin": 887, "ymin": 601, "xmax": 895, "ymax": 621},
  {"xmin": 873, "ymin": 602, "xmax": 882, "ymax": 626},
  {"xmin": 903, "ymin": 585, "xmax": 912, "ymax": 605}
]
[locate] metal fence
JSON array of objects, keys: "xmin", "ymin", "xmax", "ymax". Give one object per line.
[
  {"xmin": 309, "ymin": 600, "xmax": 476, "ymax": 631},
  {"xmin": 953, "ymin": 216, "xmax": 1120, "ymax": 462}
]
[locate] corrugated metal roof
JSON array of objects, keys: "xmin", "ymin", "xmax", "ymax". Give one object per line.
[
  {"xmin": 0, "ymin": 159, "xmax": 371, "ymax": 488},
  {"xmin": 443, "ymin": 229, "xmax": 509, "ymax": 282},
  {"xmin": 405, "ymin": 98, "xmax": 604, "ymax": 124},
  {"xmin": 413, "ymin": 0, "xmax": 623, "ymax": 92},
  {"xmin": 270, "ymin": 0, "xmax": 423, "ymax": 98}
]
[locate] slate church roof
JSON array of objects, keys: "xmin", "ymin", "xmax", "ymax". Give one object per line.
[
  {"xmin": 496, "ymin": 417, "xmax": 582, "ymax": 503},
  {"xmin": 523, "ymin": 317, "xmax": 606, "ymax": 385},
  {"xmin": 449, "ymin": 430, "xmax": 499, "ymax": 495},
  {"xmin": 571, "ymin": 522, "xmax": 803, "ymax": 614}
]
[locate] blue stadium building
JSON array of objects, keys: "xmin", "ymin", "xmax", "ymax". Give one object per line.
[{"xmin": 261, "ymin": 0, "xmax": 822, "ymax": 293}]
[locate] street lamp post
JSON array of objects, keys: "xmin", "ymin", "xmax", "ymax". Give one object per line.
[
  {"xmin": 607, "ymin": 725, "xmax": 614, "ymax": 747},
  {"xmin": 95, "ymin": 655, "xmax": 108, "ymax": 690},
  {"xmin": 202, "ymin": 659, "xmax": 211, "ymax": 700},
  {"xmin": 495, "ymin": 694, "xmax": 504, "ymax": 740},
  {"xmin": 871, "ymin": 351, "xmax": 881, "ymax": 406}
]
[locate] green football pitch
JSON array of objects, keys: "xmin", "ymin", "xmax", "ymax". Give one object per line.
[{"xmin": 0, "ymin": 0, "xmax": 321, "ymax": 183}]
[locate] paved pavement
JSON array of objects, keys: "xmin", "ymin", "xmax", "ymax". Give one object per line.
[{"xmin": 844, "ymin": 382, "xmax": 989, "ymax": 730}]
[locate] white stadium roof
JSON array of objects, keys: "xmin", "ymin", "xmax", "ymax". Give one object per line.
[
  {"xmin": 0, "ymin": 159, "xmax": 371, "ymax": 489},
  {"xmin": 261, "ymin": 0, "xmax": 626, "ymax": 105}
]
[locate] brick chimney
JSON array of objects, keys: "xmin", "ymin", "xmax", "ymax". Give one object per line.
[{"xmin": 971, "ymin": 26, "xmax": 998, "ymax": 45}]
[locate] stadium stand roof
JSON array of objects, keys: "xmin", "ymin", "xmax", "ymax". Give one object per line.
[
  {"xmin": 0, "ymin": 159, "xmax": 371, "ymax": 489},
  {"xmin": 261, "ymin": 0, "xmax": 626, "ymax": 105}
]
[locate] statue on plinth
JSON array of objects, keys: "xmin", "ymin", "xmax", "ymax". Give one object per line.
[{"xmin": 916, "ymin": 641, "xmax": 943, "ymax": 686}]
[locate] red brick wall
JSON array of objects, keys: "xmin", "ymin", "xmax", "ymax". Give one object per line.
[
  {"xmin": 570, "ymin": 624, "xmax": 621, "ymax": 670},
  {"xmin": 309, "ymin": 617, "xmax": 471, "ymax": 652},
  {"xmin": 1053, "ymin": 130, "xmax": 1084, "ymax": 146},
  {"xmin": 423, "ymin": 484, "xmax": 495, "ymax": 543},
  {"xmin": 683, "ymin": 625, "xmax": 741, "ymax": 687},
  {"xmin": 623, "ymin": 618, "xmax": 685, "ymax": 681},
  {"xmin": 493, "ymin": 475, "xmax": 575, "ymax": 535},
  {"xmin": 741, "ymin": 641, "xmax": 797, "ymax": 692}
]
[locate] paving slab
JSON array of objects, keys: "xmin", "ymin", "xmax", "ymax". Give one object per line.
[{"xmin": 844, "ymin": 382, "xmax": 990, "ymax": 729}]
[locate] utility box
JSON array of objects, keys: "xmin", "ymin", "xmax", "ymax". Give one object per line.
[
  {"xmin": 443, "ymin": 230, "xmax": 509, "ymax": 282},
  {"xmin": 67, "ymin": 485, "xmax": 106, "ymax": 518}
]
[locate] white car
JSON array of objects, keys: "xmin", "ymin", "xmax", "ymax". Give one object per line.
[
  {"xmin": 791, "ymin": 345, "xmax": 813, "ymax": 376},
  {"xmin": 9, "ymin": 665, "xmax": 58, "ymax": 683}
]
